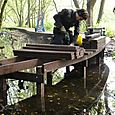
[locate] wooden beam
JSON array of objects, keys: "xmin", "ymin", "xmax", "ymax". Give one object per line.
[
  {"xmin": 0, "ymin": 57, "xmax": 18, "ymax": 65},
  {"xmin": 85, "ymin": 33, "xmax": 101, "ymax": 39},
  {"xmin": 23, "ymin": 46, "xmax": 77, "ymax": 52},
  {"xmin": 13, "ymin": 49, "xmax": 75, "ymax": 60},
  {"xmin": 0, "ymin": 58, "xmax": 42, "ymax": 75},
  {"xmin": 26, "ymin": 43, "xmax": 76, "ymax": 49}
]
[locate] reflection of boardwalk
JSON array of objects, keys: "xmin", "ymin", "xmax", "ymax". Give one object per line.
[{"xmin": 16, "ymin": 64, "xmax": 109, "ymax": 114}]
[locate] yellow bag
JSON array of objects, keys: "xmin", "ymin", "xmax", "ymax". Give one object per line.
[{"xmin": 76, "ymin": 34, "xmax": 83, "ymax": 46}]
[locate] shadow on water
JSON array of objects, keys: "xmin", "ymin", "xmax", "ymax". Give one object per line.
[{"xmin": 7, "ymin": 63, "xmax": 109, "ymax": 115}]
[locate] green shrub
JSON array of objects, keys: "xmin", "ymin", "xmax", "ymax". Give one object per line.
[
  {"xmin": 44, "ymin": 21, "xmax": 53, "ymax": 32},
  {"xmin": 112, "ymin": 53, "xmax": 115, "ymax": 57}
]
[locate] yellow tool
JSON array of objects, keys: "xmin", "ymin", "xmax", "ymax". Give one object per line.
[{"xmin": 76, "ymin": 34, "xmax": 83, "ymax": 46}]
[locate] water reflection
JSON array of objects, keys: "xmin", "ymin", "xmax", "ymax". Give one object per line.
[
  {"xmin": 7, "ymin": 63, "xmax": 108, "ymax": 115},
  {"xmin": 104, "ymin": 57, "xmax": 115, "ymax": 114}
]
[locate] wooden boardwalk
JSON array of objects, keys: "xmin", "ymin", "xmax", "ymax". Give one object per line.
[{"xmin": 0, "ymin": 30, "xmax": 111, "ymax": 114}]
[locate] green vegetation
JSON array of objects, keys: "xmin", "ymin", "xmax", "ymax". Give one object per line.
[{"xmin": 112, "ymin": 53, "xmax": 115, "ymax": 57}]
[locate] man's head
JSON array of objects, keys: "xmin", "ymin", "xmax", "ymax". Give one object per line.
[
  {"xmin": 113, "ymin": 7, "xmax": 115, "ymax": 14},
  {"xmin": 76, "ymin": 9, "xmax": 89, "ymax": 21}
]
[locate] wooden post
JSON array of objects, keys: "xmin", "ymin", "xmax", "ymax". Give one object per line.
[
  {"xmin": 64, "ymin": 66, "xmax": 70, "ymax": 78},
  {"xmin": 0, "ymin": 77, "xmax": 7, "ymax": 105},
  {"xmin": 36, "ymin": 66, "xmax": 42, "ymax": 95},
  {"xmin": 83, "ymin": 60, "xmax": 88, "ymax": 89},
  {"xmin": 47, "ymin": 72, "xmax": 53, "ymax": 86},
  {"xmin": 36, "ymin": 66, "xmax": 46, "ymax": 113},
  {"xmin": 96, "ymin": 50, "xmax": 104, "ymax": 76}
]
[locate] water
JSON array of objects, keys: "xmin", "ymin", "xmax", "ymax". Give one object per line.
[
  {"xmin": 104, "ymin": 57, "xmax": 115, "ymax": 114},
  {"xmin": 3, "ymin": 62, "xmax": 109, "ymax": 115}
]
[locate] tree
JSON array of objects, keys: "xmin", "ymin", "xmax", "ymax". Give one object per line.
[
  {"xmin": 87, "ymin": 0, "xmax": 97, "ymax": 27},
  {"xmin": 72, "ymin": 0, "xmax": 97, "ymax": 27},
  {"xmin": 0, "ymin": 0, "xmax": 8, "ymax": 29},
  {"xmin": 97, "ymin": 0, "xmax": 105, "ymax": 24},
  {"xmin": 4, "ymin": 0, "xmax": 52, "ymax": 28},
  {"xmin": 73, "ymin": 0, "xmax": 80, "ymax": 8}
]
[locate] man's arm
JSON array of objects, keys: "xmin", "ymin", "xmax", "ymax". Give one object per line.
[
  {"xmin": 72, "ymin": 22, "xmax": 80, "ymax": 44},
  {"xmin": 53, "ymin": 14, "xmax": 62, "ymax": 28}
]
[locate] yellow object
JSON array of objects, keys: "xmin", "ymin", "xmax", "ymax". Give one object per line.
[{"xmin": 76, "ymin": 34, "xmax": 83, "ymax": 46}]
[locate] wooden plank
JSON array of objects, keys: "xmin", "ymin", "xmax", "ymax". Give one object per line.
[
  {"xmin": 13, "ymin": 49, "xmax": 75, "ymax": 60},
  {"xmin": 0, "ymin": 56, "xmax": 25, "ymax": 65},
  {"xmin": 26, "ymin": 43, "xmax": 77, "ymax": 49},
  {"xmin": 0, "ymin": 57, "xmax": 17, "ymax": 65},
  {"xmin": 0, "ymin": 58, "xmax": 42, "ymax": 75},
  {"xmin": 23, "ymin": 46, "xmax": 85, "ymax": 59},
  {"xmin": 85, "ymin": 33, "xmax": 101, "ymax": 39},
  {"xmin": 23, "ymin": 46, "xmax": 76, "ymax": 52},
  {"xmin": 90, "ymin": 36, "xmax": 106, "ymax": 49},
  {"xmin": 85, "ymin": 49, "xmax": 97, "ymax": 52}
]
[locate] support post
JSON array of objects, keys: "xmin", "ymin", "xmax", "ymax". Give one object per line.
[
  {"xmin": 36, "ymin": 66, "xmax": 46, "ymax": 113},
  {"xmin": 83, "ymin": 60, "xmax": 88, "ymax": 89},
  {"xmin": 36, "ymin": 66, "xmax": 47, "ymax": 114},
  {"xmin": 0, "ymin": 77, "xmax": 7, "ymax": 105},
  {"xmin": 47, "ymin": 72, "xmax": 53, "ymax": 86}
]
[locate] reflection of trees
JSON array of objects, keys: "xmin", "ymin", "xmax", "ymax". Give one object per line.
[
  {"xmin": 104, "ymin": 84, "xmax": 111, "ymax": 114},
  {"xmin": 0, "ymin": 30, "xmax": 37, "ymax": 106}
]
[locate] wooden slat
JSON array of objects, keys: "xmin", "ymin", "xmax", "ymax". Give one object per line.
[
  {"xmin": 0, "ymin": 56, "xmax": 26, "ymax": 65},
  {"xmin": 23, "ymin": 46, "xmax": 77, "ymax": 52},
  {"xmin": 13, "ymin": 49, "xmax": 75, "ymax": 60},
  {"xmin": 85, "ymin": 33, "xmax": 101, "ymax": 39},
  {"xmin": 0, "ymin": 58, "xmax": 42, "ymax": 75},
  {"xmin": 90, "ymin": 36, "xmax": 106, "ymax": 49},
  {"xmin": 26, "ymin": 43, "xmax": 77, "ymax": 49}
]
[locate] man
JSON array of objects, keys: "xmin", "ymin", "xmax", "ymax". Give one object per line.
[
  {"xmin": 113, "ymin": 7, "xmax": 115, "ymax": 14},
  {"xmin": 52, "ymin": 8, "xmax": 89, "ymax": 45}
]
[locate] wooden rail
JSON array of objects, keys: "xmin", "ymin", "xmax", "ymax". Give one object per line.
[{"xmin": 0, "ymin": 58, "xmax": 42, "ymax": 75}]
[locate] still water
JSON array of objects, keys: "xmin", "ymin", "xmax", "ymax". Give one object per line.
[
  {"xmin": 104, "ymin": 57, "xmax": 115, "ymax": 114},
  {"xmin": 5, "ymin": 59, "xmax": 111, "ymax": 115}
]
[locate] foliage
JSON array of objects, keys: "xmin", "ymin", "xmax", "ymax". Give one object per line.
[
  {"xmin": 0, "ymin": 0, "xmax": 8, "ymax": 29},
  {"xmin": 3, "ymin": 0, "xmax": 53, "ymax": 28},
  {"xmin": 80, "ymin": 21, "xmax": 87, "ymax": 32},
  {"xmin": 112, "ymin": 53, "xmax": 115, "ymax": 57},
  {"xmin": 105, "ymin": 29, "xmax": 115, "ymax": 37},
  {"xmin": 44, "ymin": 21, "xmax": 53, "ymax": 32},
  {"xmin": 0, "ymin": 31, "xmax": 14, "ymax": 58}
]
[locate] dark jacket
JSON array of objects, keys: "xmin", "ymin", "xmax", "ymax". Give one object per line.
[{"xmin": 53, "ymin": 9, "xmax": 79, "ymax": 39}]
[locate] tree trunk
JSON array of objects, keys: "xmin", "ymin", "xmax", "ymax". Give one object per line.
[
  {"xmin": 73, "ymin": 0, "xmax": 80, "ymax": 8},
  {"xmin": 97, "ymin": 0, "xmax": 105, "ymax": 24},
  {"xmin": 0, "ymin": 0, "xmax": 8, "ymax": 29},
  {"xmin": 27, "ymin": 0, "xmax": 31, "ymax": 27},
  {"xmin": 87, "ymin": 0, "xmax": 97, "ymax": 27}
]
